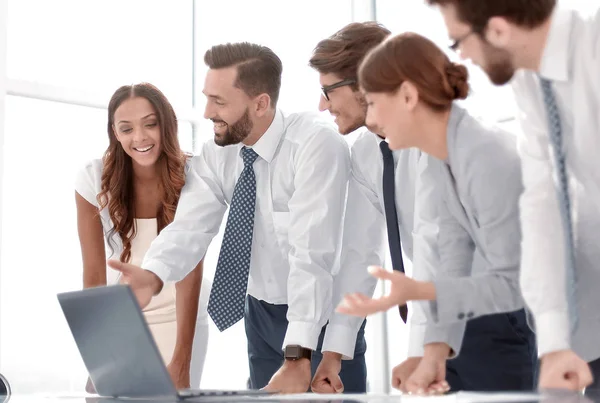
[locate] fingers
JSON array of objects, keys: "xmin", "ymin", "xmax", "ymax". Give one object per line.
[
  {"xmin": 391, "ymin": 374, "xmax": 401, "ymax": 390},
  {"xmin": 336, "ymin": 293, "xmax": 393, "ymax": 316},
  {"xmin": 367, "ymin": 265, "xmax": 399, "ymax": 281},
  {"xmin": 428, "ymin": 380, "xmax": 450, "ymax": 394},
  {"xmin": 406, "ymin": 377, "xmax": 430, "ymax": 395},
  {"xmin": 335, "ymin": 294, "xmax": 370, "ymax": 315},
  {"xmin": 405, "ymin": 364, "xmax": 437, "ymax": 395},
  {"xmin": 261, "ymin": 383, "xmax": 276, "ymax": 392},
  {"xmin": 540, "ymin": 372, "xmax": 578, "ymax": 391},
  {"xmin": 330, "ymin": 375, "xmax": 344, "ymax": 393},
  {"xmin": 107, "ymin": 259, "xmax": 135, "ymax": 273},
  {"xmin": 311, "ymin": 378, "xmax": 337, "ymax": 394},
  {"xmin": 577, "ymin": 363, "xmax": 594, "ymax": 390}
]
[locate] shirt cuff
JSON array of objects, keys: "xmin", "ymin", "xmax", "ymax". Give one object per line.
[
  {"xmin": 423, "ymin": 322, "xmax": 466, "ymax": 358},
  {"xmin": 321, "ymin": 323, "xmax": 358, "ymax": 360},
  {"xmin": 142, "ymin": 258, "xmax": 172, "ymax": 286},
  {"xmin": 429, "ymin": 278, "xmax": 469, "ymax": 324},
  {"xmin": 535, "ymin": 309, "xmax": 571, "ymax": 357},
  {"xmin": 407, "ymin": 323, "xmax": 426, "ymax": 357},
  {"xmin": 282, "ymin": 321, "xmax": 322, "ymax": 352}
]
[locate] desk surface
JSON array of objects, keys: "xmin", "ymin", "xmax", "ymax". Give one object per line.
[{"xmin": 0, "ymin": 391, "xmax": 595, "ymax": 403}]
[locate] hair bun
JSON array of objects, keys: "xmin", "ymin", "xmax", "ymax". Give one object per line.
[{"xmin": 445, "ymin": 62, "xmax": 470, "ymax": 100}]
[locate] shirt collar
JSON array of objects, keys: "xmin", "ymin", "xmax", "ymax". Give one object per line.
[
  {"xmin": 539, "ymin": 7, "xmax": 573, "ymax": 82},
  {"xmin": 238, "ymin": 109, "xmax": 284, "ymax": 164}
]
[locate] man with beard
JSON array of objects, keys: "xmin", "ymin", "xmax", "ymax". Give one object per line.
[
  {"xmin": 107, "ymin": 42, "xmax": 357, "ymax": 393},
  {"xmin": 427, "ymin": 0, "xmax": 600, "ymax": 393},
  {"xmin": 308, "ymin": 21, "xmax": 535, "ymax": 394}
]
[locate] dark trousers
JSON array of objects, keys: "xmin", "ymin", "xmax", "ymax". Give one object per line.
[
  {"xmin": 585, "ymin": 357, "xmax": 600, "ymax": 395},
  {"xmin": 446, "ymin": 309, "xmax": 537, "ymax": 392},
  {"xmin": 244, "ymin": 295, "xmax": 367, "ymax": 393}
]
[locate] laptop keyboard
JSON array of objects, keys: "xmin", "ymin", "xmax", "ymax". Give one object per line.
[{"xmin": 178, "ymin": 389, "xmax": 272, "ymax": 398}]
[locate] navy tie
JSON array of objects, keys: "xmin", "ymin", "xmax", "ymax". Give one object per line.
[
  {"xmin": 380, "ymin": 141, "xmax": 408, "ymax": 323},
  {"xmin": 539, "ymin": 78, "xmax": 577, "ymax": 332},
  {"xmin": 207, "ymin": 147, "xmax": 258, "ymax": 331}
]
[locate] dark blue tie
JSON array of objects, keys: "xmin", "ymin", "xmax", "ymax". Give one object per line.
[
  {"xmin": 539, "ymin": 78, "xmax": 578, "ymax": 332},
  {"xmin": 207, "ymin": 147, "xmax": 258, "ymax": 331},
  {"xmin": 380, "ymin": 141, "xmax": 408, "ymax": 323}
]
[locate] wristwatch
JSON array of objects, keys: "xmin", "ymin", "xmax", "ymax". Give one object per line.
[{"xmin": 284, "ymin": 345, "xmax": 312, "ymax": 361}]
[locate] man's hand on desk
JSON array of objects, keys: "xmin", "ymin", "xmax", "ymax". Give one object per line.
[
  {"xmin": 107, "ymin": 260, "xmax": 163, "ymax": 309},
  {"xmin": 263, "ymin": 357, "xmax": 311, "ymax": 394},
  {"xmin": 404, "ymin": 343, "xmax": 450, "ymax": 395},
  {"xmin": 335, "ymin": 265, "xmax": 435, "ymax": 317},
  {"xmin": 539, "ymin": 349, "xmax": 592, "ymax": 392},
  {"xmin": 391, "ymin": 356, "xmax": 421, "ymax": 392},
  {"xmin": 311, "ymin": 352, "xmax": 344, "ymax": 393}
]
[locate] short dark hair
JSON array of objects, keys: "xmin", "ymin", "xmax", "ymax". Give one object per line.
[
  {"xmin": 204, "ymin": 42, "xmax": 283, "ymax": 107},
  {"xmin": 309, "ymin": 22, "xmax": 390, "ymax": 89},
  {"xmin": 426, "ymin": 0, "xmax": 556, "ymax": 30}
]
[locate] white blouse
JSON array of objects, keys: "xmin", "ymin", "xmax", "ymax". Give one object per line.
[{"xmin": 75, "ymin": 158, "xmax": 209, "ymax": 325}]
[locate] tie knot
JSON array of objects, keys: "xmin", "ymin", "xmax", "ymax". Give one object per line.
[
  {"xmin": 242, "ymin": 147, "xmax": 258, "ymax": 166},
  {"xmin": 379, "ymin": 141, "xmax": 393, "ymax": 159}
]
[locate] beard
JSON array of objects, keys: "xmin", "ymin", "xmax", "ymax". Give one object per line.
[
  {"xmin": 336, "ymin": 93, "xmax": 368, "ymax": 135},
  {"xmin": 338, "ymin": 114, "xmax": 366, "ymax": 135},
  {"xmin": 213, "ymin": 108, "xmax": 253, "ymax": 147},
  {"xmin": 481, "ymin": 42, "xmax": 516, "ymax": 85}
]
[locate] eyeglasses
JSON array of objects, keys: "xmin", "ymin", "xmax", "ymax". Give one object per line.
[
  {"xmin": 449, "ymin": 30, "xmax": 477, "ymax": 52},
  {"xmin": 321, "ymin": 79, "xmax": 356, "ymax": 101}
]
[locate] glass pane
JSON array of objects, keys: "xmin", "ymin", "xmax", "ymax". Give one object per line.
[
  {"xmin": 7, "ymin": 0, "xmax": 193, "ymax": 110},
  {"xmin": 375, "ymin": 0, "xmax": 516, "ymax": 123},
  {"xmin": 0, "ymin": 97, "xmax": 106, "ymax": 393},
  {"xmin": 179, "ymin": 121, "xmax": 193, "ymax": 154},
  {"xmin": 193, "ymin": 0, "xmax": 354, "ymax": 144},
  {"xmin": 561, "ymin": 0, "xmax": 598, "ymax": 15}
]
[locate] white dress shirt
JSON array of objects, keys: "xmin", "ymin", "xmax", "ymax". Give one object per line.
[
  {"xmin": 320, "ymin": 129, "xmax": 440, "ymax": 359},
  {"xmin": 141, "ymin": 109, "xmax": 351, "ymax": 351},
  {"xmin": 512, "ymin": 6, "xmax": 600, "ymax": 361}
]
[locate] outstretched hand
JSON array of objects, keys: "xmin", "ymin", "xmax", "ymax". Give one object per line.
[
  {"xmin": 107, "ymin": 260, "xmax": 163, "ymax": 309},
  {"xmin": 336, "ymin": 265, "xmax": 431, "ymax": 317}
]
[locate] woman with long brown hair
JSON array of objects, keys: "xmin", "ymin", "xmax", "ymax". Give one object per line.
[
  {"xmin": 336, "ymin": 33, "xmax": 536, "ymax": 393},
  {"xmin": 75, "ymin": 83, "xmax": 209, "ymax": 390}
]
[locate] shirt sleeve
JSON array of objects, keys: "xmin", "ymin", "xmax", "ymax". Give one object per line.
[
  {"xmin": 512, "ymin": 73, "xmax": 571, "ymax": 356},
  {"xmin": 75, "ymin": 160, "xmax": 100, "ymax": 207},
  {"xmin": 141, "ymin": 146, "xmax": 228, "ymax": 283},
  {"xmin": 408, "ymin": 153, "xmax": 441, "ymax": 357},
  {"xmin": 320, "ymin": 144, "xmax": 385, "ymax": 359},
  {"xmin": 282, "ymin": 126, "xmax": 351, "ymax": 352}
]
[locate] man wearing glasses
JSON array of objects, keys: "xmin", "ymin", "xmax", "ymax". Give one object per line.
[
  {"xmin": 309, "ymin": 21, "xmax": 536, "ymax": 394},
  {"xmin": 427, "ymin": 0, "xmax": 600, "ymax": 393}
]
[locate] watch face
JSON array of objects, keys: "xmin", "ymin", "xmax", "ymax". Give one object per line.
[{"xmin": 285, "ymin": 345, "xmax": 301, "ymax": 358}]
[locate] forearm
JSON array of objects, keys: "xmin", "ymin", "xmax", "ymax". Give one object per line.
[
  {"xmin": 83, "ymin": 267, "xmax": 107, "ymax": 289},
  {"xmin": 172, "ymin": 262, "xmax": 202, "ymax": 364},
  {"xmin": 142, "ymin": 155, "xmax": 226, "ymax": 283},
  {"xmin": 424, "ymin": 342, "xmax": 451, "ymax": 360}
]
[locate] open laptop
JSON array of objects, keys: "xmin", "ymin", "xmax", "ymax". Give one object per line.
[{"xmin": 58, "ymin": 284, "xmax": 274, "ymax": 399}]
